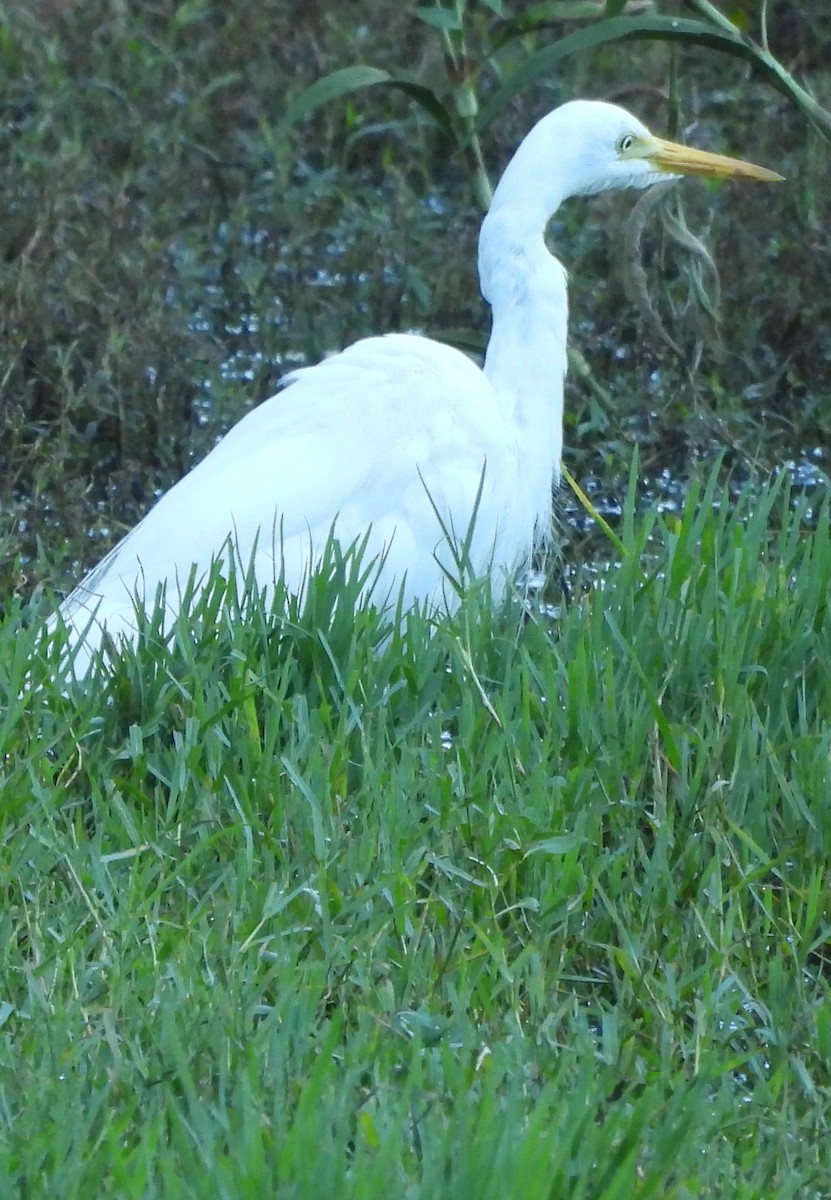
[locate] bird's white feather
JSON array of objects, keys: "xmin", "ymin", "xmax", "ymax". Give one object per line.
[
  {"xmin": 55, "ymin": 333, "xmax": 532, "ymax": 674},
  {"xmin": 52, "ymin": 99, "xmax": 774, "ymax": 676}
]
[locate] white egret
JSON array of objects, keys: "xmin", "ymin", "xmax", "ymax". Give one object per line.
[{"xmin": 53, "ymin": 100, "xmax": 780, "ymax": 676}]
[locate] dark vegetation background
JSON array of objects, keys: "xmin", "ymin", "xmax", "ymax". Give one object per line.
[{"xmin": 1, "ymin": 0, "xmax": 829, "ymax": 602}]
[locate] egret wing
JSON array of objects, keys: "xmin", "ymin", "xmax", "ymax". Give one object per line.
[{"xmin": 56, "ymin": 334, "xmax": 509, "ymax": 669}]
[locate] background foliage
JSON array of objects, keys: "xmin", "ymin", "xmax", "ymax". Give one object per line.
[{"xmin": 1, "ymin": 0, "xmax": 829, "ymax": 602}]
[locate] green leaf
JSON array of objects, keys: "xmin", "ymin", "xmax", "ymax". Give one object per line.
[
  {"xmin": 604, "ymin": 0, "xmax": 628, "ymax": 15},
  {"xmin": 414, "ymin": 6, "xmax": 464, "ymax": 31},
  {"xmin": 524, "ymin": 834, "xmax": 581, "ymax": 857},
  {"xmin": 477, "ymin": 15, "xmax": 802, "ymax": 131},
  {"xmin": 492, "ymin": 1, "xmax": 646, "ymax": 45},
  {"xmin": 280, "ymin": 65, "xmax": 456, "ymax": 141}
]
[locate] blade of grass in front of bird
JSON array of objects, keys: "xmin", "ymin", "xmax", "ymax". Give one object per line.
[{"xmin": 562, "ymin": 462, "xmax": 642, "ymax": 570}]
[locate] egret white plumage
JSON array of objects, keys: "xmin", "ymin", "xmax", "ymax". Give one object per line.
[{"xmin": 53, "ymin": 100, "xmax": 780, "ymax": 676}]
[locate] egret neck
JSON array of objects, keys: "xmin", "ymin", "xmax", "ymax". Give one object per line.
[{"xmin": 479, "ymin": 182, "xmax": 572, "ymax": 541}]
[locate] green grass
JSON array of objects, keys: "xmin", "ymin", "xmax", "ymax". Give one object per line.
[
  {"xmin": 2, "ymin": 4, "xmax": 831, "ymax": 1193},
  {"xmin": 2, "ymin": 472, "xmax": 830, "ymax": 1196}
]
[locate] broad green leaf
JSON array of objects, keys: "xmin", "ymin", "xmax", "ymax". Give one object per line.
[
  {"xmin": 493, "ymin": 0, "xmax": 645, "ymax": 44},
  {"xmin": 414, "ymin": 6, "xmax": 464, "ymax": 31},
  {"xmin": 280, "ymin": 65, "xmax": 456, "ymax": 140},
  {"xmin": 689, "ymin": 0, "xmax": 831, "ymax": 137},
  {"xmin": 524, "ymin": 834, "xmax": 581, "ymax": 857},
  {"xmin": 477, "ymin": 15, "xmax": 809, "ymax": 132}
]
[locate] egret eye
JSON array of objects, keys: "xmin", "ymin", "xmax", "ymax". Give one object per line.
[{"xmin": 618, "ymin": 133, "xmax": 636, "ymax": 155}]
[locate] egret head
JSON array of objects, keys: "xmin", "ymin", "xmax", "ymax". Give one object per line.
[
  {"xmin": 555, "ymin": 99, "xmax": 783, "ymax": 196},
  {"xmin": 490, "ymin": 99, "xmax": 782, "ymax": 216}
]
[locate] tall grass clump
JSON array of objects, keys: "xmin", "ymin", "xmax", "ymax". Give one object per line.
[{"xmin": 2, "ymin": 472, "xmax": 829, "ymax": 1195}]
